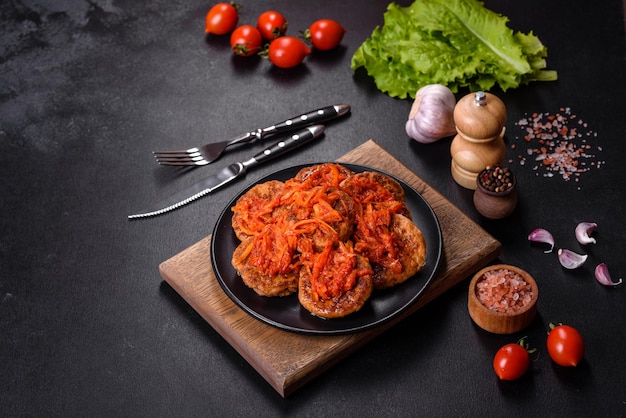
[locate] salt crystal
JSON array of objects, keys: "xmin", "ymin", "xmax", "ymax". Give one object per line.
[
  {"xmin": 475, "ymin": 268, "xmax": 534, "ymax": 313},
  {"xmin": 511, "ymin": 109, "xmax": 602, "ymax": 187}
]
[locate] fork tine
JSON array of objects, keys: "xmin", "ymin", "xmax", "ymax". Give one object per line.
[
  {"xmin": 156, "ymin": 159, "xmax": 209, "ymax": 166},
  {"xmin": 152, "ymin": 147, "xmax": 200, "ymax": 155},
  {"xmin": 153, "ymin": 154, "xmax": 214, "ymax": 166},
  {"xmin": 154, "ymin": 154, "xmax": 206, "ymax": 163},
  {"xmin": 153, "ymin": 151, "xmax": 202, "ymax": 159}
]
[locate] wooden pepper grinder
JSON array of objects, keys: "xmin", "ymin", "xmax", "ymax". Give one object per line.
[{"xmin": 450, "ymin": 91, "xmax": 507, "ymax": 189}]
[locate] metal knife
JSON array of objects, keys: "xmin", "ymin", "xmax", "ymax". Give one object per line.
[{"xmin": 128, "ymin": 124, "xmax": 325, "ymax": 220}]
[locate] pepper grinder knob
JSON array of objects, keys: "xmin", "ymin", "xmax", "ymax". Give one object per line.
[{"xmin": 474, "ymin": 91, "xmax": 487, "ymax": 107}]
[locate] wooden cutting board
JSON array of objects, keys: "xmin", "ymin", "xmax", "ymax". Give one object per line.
[{"xmin": 159, "ymin": 140, "xmax": 501, "ymax": 397}]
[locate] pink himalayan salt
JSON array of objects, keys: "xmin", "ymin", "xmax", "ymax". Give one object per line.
[{"xmin": 475, "ymin": 268, "xmax": 534, "ymax": 313}]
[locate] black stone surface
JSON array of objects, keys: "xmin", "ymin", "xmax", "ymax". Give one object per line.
[{"xmin": 2, "ymin": 1, "xmax": 625, "ymax": 416}]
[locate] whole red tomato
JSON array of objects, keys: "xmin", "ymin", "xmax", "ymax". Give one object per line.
[
  {"xmin": 547, "ymin": 324, "xmax": 585, "ymax": 367},
  {"xmin": 205, "ymin": 2, "xmax": 239, "ymax": 35},
  {"xmin": 493, "ymin": 342, "xmax": 530, "ymax": 380},
  {"xmin": 267, "ymin": 36, "xmax": 311, "ymax": 68},
  {"xmin": 230, "ymin": 25, "xmax": 262, "ymax": 56},
  {"xmin": 306, "ymin": 19, "xmax": 346, "ymax": 51},
  {"xmin": 257, "ymin": 10, "xmax": 288, "ymax": 40}
]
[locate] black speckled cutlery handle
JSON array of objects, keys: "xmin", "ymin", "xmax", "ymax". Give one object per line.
[
  {"xmin": 245, "ymin": 125, "xmax": 325, "ymax": 168},
  {"xmin": 265, "ymin": 104, "xmax": 349, "ymax": 136}
]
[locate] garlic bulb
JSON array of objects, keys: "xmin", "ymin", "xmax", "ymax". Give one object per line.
[{"xmin": 405, "ymin": 84, "xmax": 457, "ymax": 144}]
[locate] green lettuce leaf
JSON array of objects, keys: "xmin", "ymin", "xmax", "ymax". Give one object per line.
[{"xmin": 351, "ymin": 0, "xmax": 557, "ymax": 99}]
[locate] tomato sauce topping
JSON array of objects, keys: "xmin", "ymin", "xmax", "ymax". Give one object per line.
[
  {"xmin": 231, "ymin": 163, "xmax": 417, "ymax": 305},
  {"xmin": 233, "ymin": 223, "xmax": 299, "ymax": 277},
  {"xmin": 302, "ymin": 241, "xmax": 372, "ymax": 301}
]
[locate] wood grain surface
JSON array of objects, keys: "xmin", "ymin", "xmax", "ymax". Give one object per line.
[{"xmin": 158, "ymin": 140, "xmax": 501, "ymax": 397}]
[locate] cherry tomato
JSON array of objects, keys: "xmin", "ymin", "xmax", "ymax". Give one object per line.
[
  {"xmin": 306, "ymin": 19, "xmax": 346, "ymax": 51},
  {"xmin": 493, "ymin": 343, "xmax": 530, "ymax": 381},
  {"xmin": 205, "ymin": 2, "xmax": 239, "ymax": 35},
  {"xmin": 547, "ymin": 324, "xmax": 585, "ymax": 367},
  {"xmin": 267, "ymin": 36, "xmax": 311, "ymax": 68},
  {"xmin": 257, "ymin": 10, "xmax": 288, "ymax": 40},
  {"xmin": 230, "ymin": 25, "xmax": 262, "ymax": 56}
]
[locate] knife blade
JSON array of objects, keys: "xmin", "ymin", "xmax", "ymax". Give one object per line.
[{"xmin": 128, "ymin": 124, "xmax": 325, "ymax": 220}]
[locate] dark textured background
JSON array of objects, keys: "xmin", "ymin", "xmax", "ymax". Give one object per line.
[{"xmin": 2, "ymin": 0, "xmax": 625, "ymax": 416}]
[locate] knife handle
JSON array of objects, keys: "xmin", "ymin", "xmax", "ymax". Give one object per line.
[
  {"xmin": 244, "ymin": 125, "xmax": 325, "ymax": 168},
  {"xmin": 262, "ymin": 104, "xmax": 349, "ymax": 137},
  {"xmin": 227, "ymin": 104, "xmax": 348, "ymax": 148}
]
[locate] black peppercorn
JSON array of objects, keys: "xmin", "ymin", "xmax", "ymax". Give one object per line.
[{"xmin": 479, "ymin": 165, "xmax": 514, "ymax": 193}]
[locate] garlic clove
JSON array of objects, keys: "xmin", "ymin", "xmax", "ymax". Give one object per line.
[
  {"xmin": 557, "ymin": 248, "xmax": 588, "ymax": 269},
  {"xmin": 528, "ymin": 228, "xmax": 555, "ymax": 253},
  {"xmin": 594, "ymin": 263, "xmax": 622, "ymax": 287},
  {"xmin": 575, "ymin": 222, "xmax": 597, "ymax": 245},
  {"xmin": 405, "ymin": 84, "xmax": 457, "ymax": 144}
]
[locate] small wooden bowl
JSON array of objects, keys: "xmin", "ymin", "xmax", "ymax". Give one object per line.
[
  {"xmin": 468, "ymin": 264, "xmax": 538, "ymax": 334},
  {"xmin": 473, "ymin": 166, "xmax": 517, "ymax": 219}
]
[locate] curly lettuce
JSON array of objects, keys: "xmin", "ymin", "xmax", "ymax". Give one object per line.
[{"xmin": 351, "ymin": 0, "xmax": 557, "ymax": 99}]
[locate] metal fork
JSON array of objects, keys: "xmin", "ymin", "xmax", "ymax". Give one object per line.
[{"xmin": 153, "ymin": 104, "xmax": 350, "ymax": 166}]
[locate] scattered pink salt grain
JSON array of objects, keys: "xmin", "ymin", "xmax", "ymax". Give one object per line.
[
  {"xmin": 475, "ymin": 268, "xmax": 534, "ymax": 313},
  {"xmin": 511, "ymin": 107, "xmax": 604, "ymax": 188}
]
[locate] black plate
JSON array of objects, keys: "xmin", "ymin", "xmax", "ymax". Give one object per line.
[{"xmin": 211, "ymin": 164, "xmax": 443, "ymax": 335}]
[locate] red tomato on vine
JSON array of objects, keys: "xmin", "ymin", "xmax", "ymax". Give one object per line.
[
  {"xmin": 230, "ymin": 25, "xmax": 262, "ymax": 56},
  {"xmin": 205, "ymin": 2, "xmax": 239, "ymax": 35},
  {"xmin": 257, "ymin": 11, "xmax": 288, "ymax": 40},
  {"xmin": 303, "ymin": 19, "xmax": 346, "ymax": 51},
  {"xmin": 493, "ymin": 338, "xmax": 534, "ymax": 381},
  {"xmin": 547, "ymin": 324, "xmax": 585, "ymax": 367},
  {"xmin": 266, "ymin": 36, "xmax": 311, "ymax": 68}
]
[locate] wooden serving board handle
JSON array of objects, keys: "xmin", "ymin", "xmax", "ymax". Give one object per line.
[{"xmin": 159, "ymin": 140, "xmax": 501, "ymax": 397}]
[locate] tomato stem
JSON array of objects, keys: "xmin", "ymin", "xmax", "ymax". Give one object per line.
[
  {"xmin": 548, "ymin": 321, "xmax": 563, "ymax": 333},
  {"xmin": 517, "ymin": 336, "xmax": 539, "ymax": 359},
  {"xmin": 257, "ymin": 44, "xmax": 269, "ymax": 59},
  {"xmin": 299, "ymin": 29, "xmax": 312, "ymax": 45}
]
